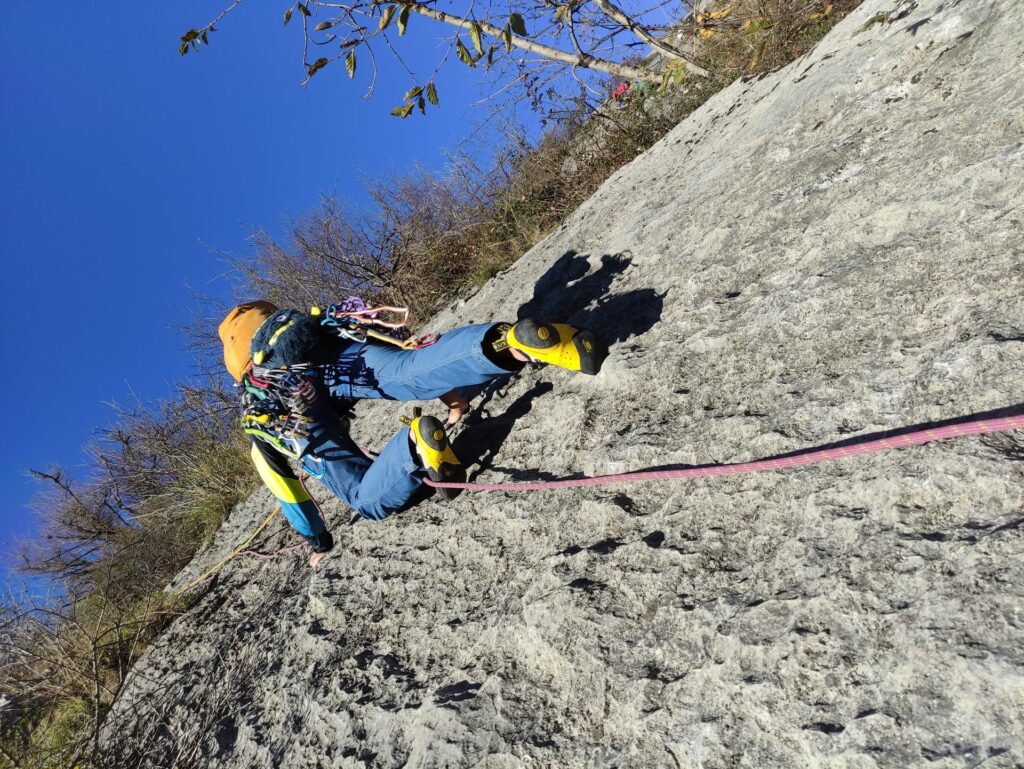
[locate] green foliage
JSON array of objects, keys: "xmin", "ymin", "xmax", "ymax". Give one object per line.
[
  {"xmin": 508, "ymin": 12, "xmax": 527, "ymax": 35},
  {"xmin": 858, "ymin": 11, "xmax": 890, "ymax": 32},
  {"xmin": 469, "ymin": 22, "xmax": 484, "ymax": 55},
  {"xmin": 178, "ymin": 26, "xmax": 213, "ymax": 56},
  {"xmin": 456, "ymin": 38, "xmax": 476, "ymax": 67},
  {"xmin": 37, "ymin": 697, "xmax": 91, "ymax": 756},
  {"xmin": 693, "ymin": 0, "xmax": 862, "ymax": 80}
]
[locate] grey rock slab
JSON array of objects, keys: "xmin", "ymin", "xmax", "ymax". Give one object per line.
[{"xmin": 104, "ymin": 1, "xmax": 1024, "ymax": 767}]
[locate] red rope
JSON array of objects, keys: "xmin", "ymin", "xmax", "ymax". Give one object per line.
[
  {"xmin": 422, "ymin": 413, "xmax": 1024, "ymax": 492},
  {"xmin": 238, "ymin": 541, "xmax": 307, "ymax": 560},
  {"xmin": 222, "ymin": 412, "xmax": 1022, "ymax": 566}
]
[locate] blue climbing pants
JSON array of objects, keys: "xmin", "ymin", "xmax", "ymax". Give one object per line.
[{"xmin": 299, "ymin": 323, "xmax": 513, "ymax": 520}]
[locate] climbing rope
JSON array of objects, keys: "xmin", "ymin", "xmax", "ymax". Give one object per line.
[
  {"xmin": 175, "ymin": 412, "xmax": 1022, "ymax": 592},
  {"xmin": 175, "ymin": 506, "xmax": 283, "ymax": 595},
  {"xmin": 176, "ymin": 475, "xmax": 327, "ymax": 594},
  {"xmin": 422, "ymin": 413, "xmax": 1024, "ymax": 492}
]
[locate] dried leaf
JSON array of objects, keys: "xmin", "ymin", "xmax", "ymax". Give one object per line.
[
  {"xmin": 314, "ymin": 21, "xmax": 333, "ymax": 31},
  {"xmin": 307, "ymin": 57, "xmax": 329, "ymax": 77},
  {"xmin": 809, "ymin": 4, "xmax": 834, "ymax": 20},
  {"xmin": 403, "ymin": 85, "xmax": 423, "ymax": 99},
  {"xmin": 284, "ymin": 7, "xmax": 293, "ymax": 24},
  {"xmin": 456, "ymin": 39, "xmax": 476, "ymax": 67},
  {"xmin": 426, "ymin": 81, "xmax": 439, "ymax": 105},
  {"xmin": 397, "ymin": 5, "xmax": 410, "ymax": 35},
  {"xmin": 297, "ymin": 3, "xmax": 311, "ymax": 16},
  {"xmin": 345, "ymin": 49, "xmax": 356, "ymax": 78},
  {"xmin": 469, "ymin": 22, "xmax": 483, "ymax": 55},
  {"xmin": 502, "ymin": 23, "xmax": 512, "ymax": 51},
  {"xmin": 378, "ymin": 5, "xmax": 397, "ymax": 30},
  {"xmin": 390, "ymin": 102, "xmax": 415, "ymax": 118}
]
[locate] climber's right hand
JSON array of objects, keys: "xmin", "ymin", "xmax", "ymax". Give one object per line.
[{"xmin": 309, "ymin": 551, "xmax": 328, "ymax": 571}]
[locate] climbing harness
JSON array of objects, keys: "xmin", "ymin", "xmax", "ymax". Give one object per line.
[
  {"xmin": 239, "ymin": 298, "xmax": 438, "ymax": 458},
  {"xmin": 421, "ymin": 412, "xmax": 1024, "ymax": 492}
]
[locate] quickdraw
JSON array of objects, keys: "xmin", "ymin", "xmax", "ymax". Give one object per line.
[
  {"xmin": 241, "ymin": 411, "xmax": 314, "ymax": 459},
  {"xmin": 241, "ymin": 366, "xmax": 322, "ymax": 457},
  {"xmin": 313, "ymin": 299, "xmax": 440, "ymax": 351}
]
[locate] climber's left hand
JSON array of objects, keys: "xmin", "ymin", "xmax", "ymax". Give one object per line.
[{"xmin": 440, "ymin": 390, "xmax": 470, "ymax": 425}]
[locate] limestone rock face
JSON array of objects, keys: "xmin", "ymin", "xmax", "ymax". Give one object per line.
[{"xmin": 105, "ymin": 1, "xmax": 1024, "ymax": 766}]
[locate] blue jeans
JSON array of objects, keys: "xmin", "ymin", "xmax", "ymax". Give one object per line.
[{"xmin": 299, "ymin": 324, "xmax": 512, "ymax": 520}]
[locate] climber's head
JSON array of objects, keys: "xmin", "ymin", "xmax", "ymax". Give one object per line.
[{"xmin": 218, "ymin": 300, "xmax": 278, "ymax": 381}]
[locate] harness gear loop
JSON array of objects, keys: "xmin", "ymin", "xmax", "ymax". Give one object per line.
[{"xmin": 315, "ymin": 301, "xmax": 440, "ymax": 350}]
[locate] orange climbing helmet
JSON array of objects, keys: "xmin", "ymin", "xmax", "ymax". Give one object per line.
[{"xmin": 218, "ymin": 300, "xmax": 278, "ymax": 381}]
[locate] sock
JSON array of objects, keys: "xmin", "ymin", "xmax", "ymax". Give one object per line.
[{"xmin": 482, "ymin": 323, "xmax": 525, "ymax": 371}]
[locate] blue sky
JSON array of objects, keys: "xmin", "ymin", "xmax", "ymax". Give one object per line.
[{"xmin": 0, "ymin": 2, "xmax": 530, "ymax": 573}]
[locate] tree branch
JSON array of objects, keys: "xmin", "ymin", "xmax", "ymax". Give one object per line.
[
  {"xmin": 592, "ymin": 0, "xmax": 710, "ymax": 77},
  {"xmin": 397, "ymin": 1, "xmax": 654, "ymax": 81}
]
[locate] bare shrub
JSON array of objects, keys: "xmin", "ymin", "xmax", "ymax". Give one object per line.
[
  {"xmin": 694, "ymin": 0, "xmax": 863, "ymax": 81},
  {"xmin": 3, "ymin": 377, "xmax": 256, "ymax": 767},
  {"xmin": 0, "ymin": 585, "xmax": 186, "ymax": 768}
]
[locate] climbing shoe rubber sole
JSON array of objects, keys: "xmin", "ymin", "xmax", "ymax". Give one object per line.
[
  {"xmin": 409, "ymin": 415, "xmax": 465, "ymax": 500},
  {"xmin": 507, "ymin": 319, "xmax": 607, "ymax": 375}
]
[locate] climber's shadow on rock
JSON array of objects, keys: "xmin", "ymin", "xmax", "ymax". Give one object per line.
[
  {"xmin": 440, "ymin": 250, "xmax": 663, "ymax": 486},
  {"xmin": 381, "ymin": 381, "xmax": 554, "ymax": 510},
  {"xmin": 517, "ymin": 249, "xmax": 665, "ymax": 346},
  {"xmin": 452, "ymin": 380, "xmax": 555, "ymax": 481}
]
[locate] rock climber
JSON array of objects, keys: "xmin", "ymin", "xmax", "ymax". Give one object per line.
[{"xmin": 218, "ymin": 300, "xmax": 607, "ymax": 568}]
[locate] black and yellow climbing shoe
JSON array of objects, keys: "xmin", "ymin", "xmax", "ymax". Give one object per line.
[
  {"xmin": 505, "ymin": 319, "xmax": 607, "ymax": 375},
  {"xmin": 409, "ymin": 415, "xmax": 465, "ymax": 500}
]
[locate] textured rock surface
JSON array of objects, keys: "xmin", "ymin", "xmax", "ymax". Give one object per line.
[{"xmin": 106, "ymin": 1, "xmax": 1024, "ymax": 766}]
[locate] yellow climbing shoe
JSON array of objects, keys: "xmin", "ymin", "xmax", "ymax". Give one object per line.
[
  {"xmin": 505, "ymin": 319, "xmax": 607, "ymax": 375},
  {"xmin": 409, "ymin": 415, "xmax": 465, "ymax": 499}
]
